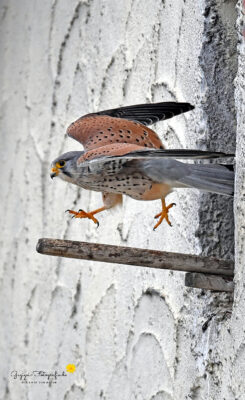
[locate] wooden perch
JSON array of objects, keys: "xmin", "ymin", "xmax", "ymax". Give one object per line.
[{"xmin": 36, "ymin": 238, "xmax": 234, "ymax": 277}]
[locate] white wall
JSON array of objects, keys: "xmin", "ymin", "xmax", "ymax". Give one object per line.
[{"xmin": 0, "ymin": 0, "xmax": 243, "ymax": 399}]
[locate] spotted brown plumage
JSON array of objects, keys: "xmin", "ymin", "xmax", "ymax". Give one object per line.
[
  {"xmin": 66, "ymin": 102, "xmax": 194, "ymax": 158},
  {"xmin": 67, "ymin": 116, "xmax": 165, "ymax": 158},
  {"xmin": 50, "ymin": 102, "xmax": 234, "ymax": 230}
]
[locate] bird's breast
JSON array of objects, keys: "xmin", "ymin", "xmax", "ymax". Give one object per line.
[{"xmin": 78, "ymin": 172, "xmax": 171, "ymax": 201}]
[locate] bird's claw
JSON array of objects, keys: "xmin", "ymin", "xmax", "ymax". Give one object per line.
[
  {"xmin": 66, "ymin": 209, "xmax": 99, "ymax": 226},
  {"xmin": 154, "ymin": 203, "xmax": 176, "ymax": 219},
  {"xmin": 153, "ymin": 202, "xmax": 176, "ymax": 230}
]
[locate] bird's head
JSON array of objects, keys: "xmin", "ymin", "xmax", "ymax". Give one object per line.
[{"xmin": 50, "ymin": 151, "xmax": 83, "ymax": 183}]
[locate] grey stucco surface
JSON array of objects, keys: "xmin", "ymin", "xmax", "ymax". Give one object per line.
[{"xmin": 0, "ymin": 0, "xmax": 244, "ymax": 399}]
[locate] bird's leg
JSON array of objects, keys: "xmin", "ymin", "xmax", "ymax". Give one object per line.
[
  {"xmin": 66, "ymin": 193, "xmax": 123, "ymax": 227},
  {"xmin": 66, "ymin": 207, "xmax": 106, "ymax": 227},
  {"xmin": 153, "ymin": 199, "xmax": 176, "ymax": 230}
]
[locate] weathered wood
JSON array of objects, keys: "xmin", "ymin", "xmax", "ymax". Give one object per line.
[
  {"xmin": 36, "ymin": 238, "xmax": 234, "ymax": 277},
  {"xmin": 185, "ymin": 272, "xmax": 234, "ymax": 292}
]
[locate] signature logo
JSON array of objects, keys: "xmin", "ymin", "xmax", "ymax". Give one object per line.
[{"xmin": 10, "ymin": 365, "xmax": 76, "ymax": 384}]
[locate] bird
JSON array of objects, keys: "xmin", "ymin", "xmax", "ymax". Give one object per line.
[{"xmin": 50, "ymin": 102, "xmax": 234, "ymax": 230}]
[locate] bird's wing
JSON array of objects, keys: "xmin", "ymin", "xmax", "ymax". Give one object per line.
[
  {"xmin": 77, "ymin": 143, "xmax": 148, "ymax": 163},
  {"xmin": 66, "ymin": 102, "xmax": 194, "ymax": 152},
  {"xmin": 67, "ymin": 115, "xmax": 164, "ymax": 151},
  {"xmin": 83, "ymin": 102, "xmax": 194, "ymax": 125},
  {"xmin": 77, "ymin": 145, "xmax": 234, "ymax": 163},
  {"xmin": 106, "ymin": 148, "xmax": 235, "ymax": 159}
]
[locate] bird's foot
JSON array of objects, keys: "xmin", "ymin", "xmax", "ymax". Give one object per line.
[
  {"xmin": 153, "ymin": 203, "xmax": 176, "ymax": 230},
  {"xmin": 66, "ymin": 209, "xmax": 99, "ymax": 227}
]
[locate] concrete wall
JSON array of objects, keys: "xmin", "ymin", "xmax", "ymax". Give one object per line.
[{"xmin": 0, "ymin": 0, "xmax": 243, "ymax": 399}]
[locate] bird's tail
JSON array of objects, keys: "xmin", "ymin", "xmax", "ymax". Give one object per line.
[
  {"xmin": 132, "ymin": 156, "xmax": 235, "ymax": 196},
  {"xmin": 124, "ymin": 149, "xmax": 235, "ymax": 196},
  {"xmin": 178, "ymin": 163, "xmax": 234, "ymax": 196}
]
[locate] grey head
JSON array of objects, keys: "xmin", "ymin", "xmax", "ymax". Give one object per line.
[{"xmin": 50, "ymin": 151, "xmax": 84, "ymax": 183}]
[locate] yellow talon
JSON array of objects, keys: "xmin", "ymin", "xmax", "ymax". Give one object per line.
[
  {"xmin": 153, "ymin": 201, "xmax": 176, "ymax": 230},
  {"xmin": 66, "ymin": 205, "xmax": 108, "ymax": 227},
  {"xmin": 66, "ymin": 209, "xmax": 99, "ymax": 226}
]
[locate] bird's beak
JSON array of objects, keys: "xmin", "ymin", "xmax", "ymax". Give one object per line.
[{"xmin": 50, "ymin": 167, "xmax": 59, "ymax": 179}]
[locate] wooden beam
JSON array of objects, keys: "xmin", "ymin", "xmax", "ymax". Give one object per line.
[
  {"xmin": 185, "ymin": 272, "xmax": 234, "ymax": 292},
  {"xmin": 36, "ymin": 238, "xmax": 234, "ymax": 277}
]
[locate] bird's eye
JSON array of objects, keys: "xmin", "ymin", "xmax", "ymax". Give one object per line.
[{"xmin": 56, "ymin": 160, "xmax": 66, "ymax": 168}]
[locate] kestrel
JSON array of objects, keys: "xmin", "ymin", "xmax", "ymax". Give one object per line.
[{"xmin": 50, "ymin": 102, "xmax": 234, "ymax": 230}]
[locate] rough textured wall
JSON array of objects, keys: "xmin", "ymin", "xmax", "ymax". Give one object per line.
[{"xmin": 0, "ymin": 0, "xmax": 242, "ymax": 399}]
